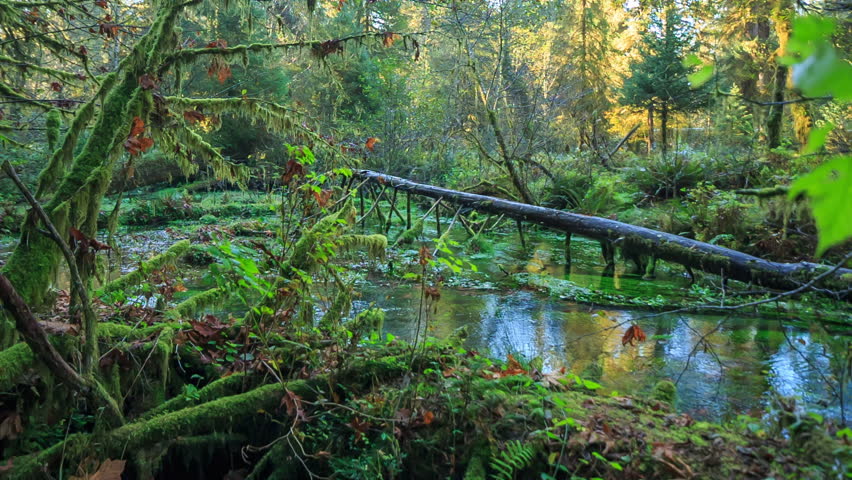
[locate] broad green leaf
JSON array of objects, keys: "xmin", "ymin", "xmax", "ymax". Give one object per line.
[
  {"xmin": 789, "ymin": 156, "xmax": 852, "ymax": 255},
  {"xmin": 688, "ymin": 65, "xmax": 714, "ymax": 88},
  {"xmin": 682, "ymin": 54, "xmax": 702, "ymax": 68},
  {"xmin": 582, "ymin": 379, "xmax": 602, "ymax": 390},
  {"xmin": 801, "ymin": 122, "xmax": 834, "ymax": 155}
]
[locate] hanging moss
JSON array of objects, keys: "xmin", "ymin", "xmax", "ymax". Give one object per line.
[
  {"xmin": 99, "ymin": 240, "xmax": 191, "ymax": 296},
  {"xmin": 321, "ymin": 287, "xmax": 353, "ymax": 327},
  {"xmin": 347, "ymin": 308, "xmax": 385, "ymax": 341},
  {"xmin": 337, "ymin": 234, "xmax": 387, "ymax": 259},
  {"xmin": 44, "ymin": 109, "xmax": 61, "ymax": 153},
  {"xmin": 394, "ymin": 219, "xmax": 423, "ymax": 246}
]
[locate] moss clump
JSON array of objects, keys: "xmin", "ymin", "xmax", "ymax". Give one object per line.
[
  {"xmin": 394, "ymin": 219, "xmax": 423, "ymax": 246},
  {"xmin": 199, "ymin": 214, "xmax": 217, "ymax": 224},
  {"xmin": 0, "ymin": 342, "xmax": 35, "ymax": 391},
  {"xmin": 652, "ymin": 380, "xmax": 677, "ymax": 406},
  {"xmin": 165, "ymin": 288, "xmax": 225, "ymax": 320}
]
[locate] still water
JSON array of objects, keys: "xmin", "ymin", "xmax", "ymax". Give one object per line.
[{"xmin": 353, "ymin": 230, "xmax": 850, "ymax": 424}]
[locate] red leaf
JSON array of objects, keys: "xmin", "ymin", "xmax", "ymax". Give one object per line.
[
  {"xmin": 206, "ymin": 39, "xmax": 228, "ymax": 49},
  {"xmin": 312, "ymin": 189, "xmax": 333, "ymax": 207},
  {"xmin": 365, "ymin": 137, "xmax": 379, "ymax": 152},
  {"xmin": 129, "ymin": 116, "xmax": 145, "ymax": 137},
  {"xmin": 422, "ymin": 410, "xmax": 434, "ymax": 425},
  {"xmin": 78, "ymin": 45, "xmax": 88, "ymax": 57},
  {"xmin": 50, "ymin": 82, "xmax": 63, "ymax": 92},
  {"xmin": 280, "ymin": 389, "xmax": 309, "ymax": 424},
  {"xmin": 69, "ymin": 227, "xmax": 87, "ymax": 243},
  {"xmin": 95, "ymin": 0, "xmax": 108, "ymax": 7},
  {"xmin": 621, "ymin": 324, "xmax": 647, "ymax": 346},
  {"xmin": 381, "ymin": 32, "xmax": 398, "ymax": 47},
  {"xmin": 282, "ymin": 159, "xmax": 304, "ymax": 184}
]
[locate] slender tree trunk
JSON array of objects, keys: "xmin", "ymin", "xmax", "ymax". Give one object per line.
[
  {"xmin": 767, "ymin": 0, "xmax": 792, "ymax": 150},
  {"xmin": 660, "ymin": 103, "xmax": 669, "ymax": 156},
  {"xmin": 647, "ymin": 105, "xmax": 655, "ymax": 154}
]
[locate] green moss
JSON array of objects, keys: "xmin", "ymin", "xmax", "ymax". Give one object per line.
[
  {"xmin": 651, "ymin": 380, "xmax": 677, "ymax": 406},
  {"xmin": 394, "ymin": 219, "xmax": 424, "ymax": 246},
  {"xmin": 0, "ymin": 342, "xmax": 35, "ymax": 391},
  {"xmin": 98, "ymin": 240, "xmax": 191, "ymax": 296},
  {"xmin": 165, "ymin": 288, "xmax": 225, "ymax": 320},
  {"xmin": 45, "ymin": 109, "xmax": 61, "ymax": 152}
]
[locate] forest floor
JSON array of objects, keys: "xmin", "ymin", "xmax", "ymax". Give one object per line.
[{"xmin": 0, "ymin": 187, "xmax": 849, "ymax": 479}]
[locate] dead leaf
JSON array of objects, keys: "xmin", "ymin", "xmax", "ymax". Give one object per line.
[
  {"xmin": 183, "ymin": 110, "xmax": 205, "ymax": 125},
  {"xmin": 138, "ymin": 74, "xmax": 157, "ymax": 90},
  {"xmin": 381, "ymin": 32, "xmax": 398, "ymax": 48},
  {"xmin": 621, "ymin": 324, "xmax": 647, "ymax": 346},
  {"xmin": 422, "ymin": 410, "xmax": 434, "ymax": 425},
  {"xmin": 0, "ymin": 413, "xmax": 23, "ymax": 440},
  {"xmin": 350, "ymin": 417, "xmax": 370, "ymax": 443},
  {"xmin": 312, "ymin": 189, "xmax": 333, "ymax": 208},
  {"xmin": 365, "ymin": 137, "xmax": 379, "ymax": 152},
  {"xmin": 89, "ymin": 459, "xmax": 126, "ymax": 480}
]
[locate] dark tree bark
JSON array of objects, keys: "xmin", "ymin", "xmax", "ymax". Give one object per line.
[{"xmin": 355, "ymin": 170, "xmax": 851, "ymax": 293}]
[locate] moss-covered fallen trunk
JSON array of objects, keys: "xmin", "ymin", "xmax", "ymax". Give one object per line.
[{"xmin": 4, "ymin": 337, "xmax": 848, "ymax": 480}]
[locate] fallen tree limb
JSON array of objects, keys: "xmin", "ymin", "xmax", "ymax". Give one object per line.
[
  {"xmin": 734, "ymin": 185, "xmax": 789, "ymax": 198},
  {"xmin": 98, "ymin": 239, "xmax": 191, "ymax": 296},
  {"xmin": 355, "ymin": 170, "xmax": 851, "ymax": 292},
  {"xmin": 0, "ymin": 274, "xmax": 124, "ymax": 425}
]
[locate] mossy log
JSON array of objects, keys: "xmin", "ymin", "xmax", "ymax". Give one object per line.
[
  {"xmin": 99, "ymin": 240, "xmax": 191, "ymax": 296},
  {"xmin": 356, "ymin": 170, "xmax": 851, "ymax": 292}
]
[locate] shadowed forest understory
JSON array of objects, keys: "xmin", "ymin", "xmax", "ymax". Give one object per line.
[{"xmin": 0, "ymin": 0, "xmax": 850, "ymax": 478}]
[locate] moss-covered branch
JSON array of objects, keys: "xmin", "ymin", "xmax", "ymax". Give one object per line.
[{"xmin": 98, "ymin": 240, "xmax": 191, "ymax": 297}]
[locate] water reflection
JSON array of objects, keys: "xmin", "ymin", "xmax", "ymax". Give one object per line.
[{"xmin": 357, "ymin": 279, "xmax": 849, "ymax": 424}]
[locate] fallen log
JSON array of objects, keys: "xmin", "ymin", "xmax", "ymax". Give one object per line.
[{"xmin": 355, "ymin": 170, "xmax": 851, "ymax": 292}]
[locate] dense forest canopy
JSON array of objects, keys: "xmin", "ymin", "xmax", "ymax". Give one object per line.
[{"xmin": 0, "ymin": 0, "xmax": 849, "ymax": 478}]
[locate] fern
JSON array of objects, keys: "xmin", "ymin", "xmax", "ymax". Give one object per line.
[{"xmin": 489, "ymin": 441, "xmax": 535, "ymax": 480}]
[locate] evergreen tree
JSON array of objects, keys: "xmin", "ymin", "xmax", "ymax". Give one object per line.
[{"xmin": 621, "ymin": 7, "xmax": 707, "ymax": 155}]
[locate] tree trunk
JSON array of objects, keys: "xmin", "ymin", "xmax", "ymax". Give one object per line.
[
  {"xmin": 767, "ymin": 0, "xmax": 793, "ymax": 150},
  {"xmin": 647, "ymin": 104, "xmax": 655, "ymax": 154},
  {"xmin": 660, "ymin": 103, "xmax": 669, "ymax": 156},
  {"xmin": 355, "ymin": 170, "xmax": 851, "ymax": 293}
]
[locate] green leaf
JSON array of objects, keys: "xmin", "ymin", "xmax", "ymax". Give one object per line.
[
  {"xmin": 807, "ymin": 412, "xmax": 824, "ymax": 424},
  {"xmin": 688, "ymin": 65, "xmax": 714, "ymax": 88},
  {"xmin": 582, "ymin": 379, "xmax": 602, "ymax": 390},
  {"xmin": 789, "ymin": 156, "xmax": 852, "ymax": 255},
  {"xmin": 802, "ymin": 122, "xmax": 834, "ymax": 155},
  {"xmin": 682, "ymin": 54, "xmax": 702, "ymax": 68}
]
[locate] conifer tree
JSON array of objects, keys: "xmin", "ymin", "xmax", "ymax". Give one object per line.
[{"xmin": 621, "ymin": 7, "xmax": 707, "ymax": 155}]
